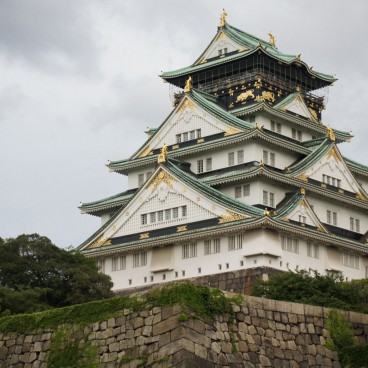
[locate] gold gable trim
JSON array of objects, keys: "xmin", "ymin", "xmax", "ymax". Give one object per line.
[
  {"xmin": 150, "ymin": 170, "xmax": 176, "ymax": 193},
  {"xmin": 218, "ymin": 210, "xmax": 247, "ymax": 224}
]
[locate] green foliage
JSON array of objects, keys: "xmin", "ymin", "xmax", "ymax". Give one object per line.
[
  {"xmin": 0, "ymin": 294, "xmax": 142, "ymax": 334},
  {"xmin": 48, "ymin": 325, "xmax": 99, "ymax": 368},
  {"xmin": 146, "ymin": 282, "xmax": 233, "ymax": 321},
  {"xmin": 0, "ymin": 234, "xmax": 113, "ymax": 315},
  {"xmin": 326, "ymin": 310, "xmax": 368, "ymax": 368},
  {"xmin": 251, "ymin": 270, "xmax": 368, "ymax": 313}
]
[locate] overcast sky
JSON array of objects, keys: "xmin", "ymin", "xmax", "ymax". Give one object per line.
[{"xmin": 1, "ymin": 0, "xmax": 367, "ymax": 248}]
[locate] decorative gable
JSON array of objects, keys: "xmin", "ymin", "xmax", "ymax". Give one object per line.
[
  {"xmin": 135, "ymin": 96, "xmax": 243, "ymax": 158},
  {"xmin": 195, "ymin": 32, "xmax": 246, "ymax": 65},
  {"xmin": 83, "ymin": 166, "xmax": 250, "ymax": 250},
  {"xmin": 304, "ymin": 146, "xmax": 368, "ymax": 199},
  {"xmin": 279, "ymin": 94, "xmax": 318, "ymax": 122},
  {"xmin": 286, "ymin": 197, "xmax": 328, "ymax": 232}
]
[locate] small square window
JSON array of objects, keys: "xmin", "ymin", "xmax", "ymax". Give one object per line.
[
  {"xmin": 150, "ymin": 276, "xmax": 154, "ymax": 282},
  {"xmin": 175, "ymin": 271, "xmax": 178, "ymax": 278},
  {"xmin": 226, "ymin": 263, "xmax": 229, "ymax": 269},
  {"xmin": 182, "ymin": 270, "xmax": 185, "ymax": 276},
  {"xmin": 129, "ymin": 279, "xmax": 132, "ymax": 285},
  {"xmin": 198, "ymin": 267, "xmax": 201, "ymax": 274},
  {"xmin": 218, "ymin": 264, "xmax": 222, "ymax": 270}
]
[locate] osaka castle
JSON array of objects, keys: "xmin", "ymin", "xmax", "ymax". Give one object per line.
[{"xmin": 78, "ymin": 11, "xmax": 368, "ymax": 292}]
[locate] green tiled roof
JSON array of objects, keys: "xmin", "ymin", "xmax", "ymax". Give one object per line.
[
  {"xmin": 286, "ymin": 139, "xmax": 333, "ymax": 175},
  {"xmin": 161, "ymin": 23, "xmax": 336, "ymax": 83},
  {"xmin": 344, "ymin": 157, "xmax": 368, "ymax": 177},
  {"xmin": 80, "ymin": 189, "xmax": 136, "ymax": 214}
]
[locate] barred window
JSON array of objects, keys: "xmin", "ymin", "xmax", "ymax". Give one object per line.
[
  {"xmin": 150, "ymin": 212, "xmax": 156, "ymax": 223},
  {"xmin": 182, "ymin": 243, "xmax": 197, "ymax": 259},
  {"xmin": 350, "ymin": 217, "xmax": 360, "ymax": 232},
  {"xmin": 183, "ymin": 132, "xmax": 188, "ymax": 142},
  {"xmin": 235, "ymin": 186, "xmax": 242, "ymax": 198},
  {"xmin": 197, "ymin": 129, "xmax": 201, "ymax": 138},
  {"xmin": 269, "ymin": 192, "xmax": 275, "ymax": 207},
  {"xmin": 112, "ymin": 257, "xmax": 119, "ymax": 272},
  {"xmin": 299, "ymin": 215, "xmax": 306, "ymax": 224},
  {"xmin": 138, "ymin": 174, "xmax": 145, "ymax": 187},
  {"xmin": 237, "ymin": 150, "xmax": 244, "ymax": 164},
  {"xmin": 204, "ymin": 239, "xmax": 221, "ymax": 255},
  {"xmin": 165, "ymin": 209, "xmax": 171, "ymax": 220},
  {"xmin": 342, "ymin": 252, "xmax": 359, "ymax": 269},
  {"xmin": 197, "ymin": 159, "xmax": 204, "ymax": 173},
  {"xmin": 263, "ymin": 191, "xmax": 268, "ymax": 206},
  {"xmin": 120, "ymin": 255, "xmax": 126, "ymax": 270},
  {"xmin": 157, "ymin": 210, "xmax": 164, "ymax": 222},
  {"xmin": 206, "ymin": 158, "xmax": 212, "ymax": 171},
  {"xmin": 281, "ymin": 236, "xmax": 299, "ymax": 253},
  {"xmin": 176, "ymin": 134, "xmax": 181, "ymax": 143},
  {"xmin": 263, "ymin": 150, "xmax": 269, "ymax": 165},
  {"xmin": 270, "ymin": 153, "xmax": 275, "ymax": 166},
  {"xmin": 97, "ymin": 259, "xmax": 105, "ymax": 273},
  {"xmin": 141, "ymin": 214, "xmax": 148, "ymax": 225},
  {"xmin": 190, "ymin": 130, "xmax": 196, "ymax": 140},
  {"xmin": 228, "ymin": 152, "xmax": 235, "ymax": 166},
  {"xmin": 243, "ymin": 184, "xmax": 250, "ymax": 196},
  {"xmin": 133, "ymin": 252, "xmax": 147, "ymax": 268},
  {"xmin": 182, "ymin": 206, "xmax": 187, "ymax": 217},
  {"xmin": 307, "ymin": 243, "xmax": 319, "ymax": 259},
  {"xmin": 228, "ymin": 234, "xmax": 243, "ymax": 251},
  {"xmin": 173, "ymin": 207, "xmax": 179, "ymax": 219}
]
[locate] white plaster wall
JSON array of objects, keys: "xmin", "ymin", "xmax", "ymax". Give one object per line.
[
  {"xmin": 101, "ymin": 228, "xmax": 367, "ymax": 291},
  {"xmin": 256, "ymin": 112, "xmax": 315, "ymax": 142},
  {"xmin": 356, "ymin": 175, "xmax": 368, "ymax": 193},
  {"xmin": 308, "ymin": 195, "xmax": 368, "ymax": 233},
  {"xmin": 101, "ymin": 213, "xmax": 111, "ymax": 226},
  {"xmin": 127, "ymin": 167, "xmax": 155, "ymax": 189}
]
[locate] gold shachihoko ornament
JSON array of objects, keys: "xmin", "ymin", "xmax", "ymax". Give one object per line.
[
  {"xmin": 219, "ymin": 9, "xmax": 227, "ymax": 27},
  {"xmin": 157, "ymin": 143, "xmax": 168, "ymax": 163},
  {"xmin": 184, "ymin": 76, "xmax": 192, "ymax": 93}
]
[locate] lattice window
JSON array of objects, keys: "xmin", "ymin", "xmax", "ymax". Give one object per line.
[
  {"xmin": 197, "ymin": 159, "xmax": 204, "ymax": 173},
  {"xmin": 342, "ymin": 252, "xmax": 359, "ymax": 269},
  {"xmin": 206, "ymin": 158, "xmax": 212, "ymax": 171},
  {"xmin": 228, "ymin": 234, "xmax": 243, "ymax": 251},
  {"xmin": 133, "ymin": 252, "xmax": 147, "ymax": 268},
  {"xmin": 281, "ymin": 236, "xmax": 299, "ymax": 253},
  {"xmin": 182, "ymin": 243, "xmax": 197, "ymax": 259},
  {"xmin": 237, "ymin": 150, "xmax": 244, "ymax": 164},
  {"xmin": 228, "ymin": 152, "xmax": 235, "ymax": 166},
  {"xmin": 307, "ymin": 243, "xmax": 319, "ymax": 259}
]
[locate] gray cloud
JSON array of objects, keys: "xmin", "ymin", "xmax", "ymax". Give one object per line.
[{"xmin": 0, "ymin": 0, "xmax": 367, "ymax": 248}]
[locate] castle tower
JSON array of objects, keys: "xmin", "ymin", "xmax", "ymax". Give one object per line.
[{"xmin": 78, "ymin": 13, "xmax": 368, "ymax": 292}]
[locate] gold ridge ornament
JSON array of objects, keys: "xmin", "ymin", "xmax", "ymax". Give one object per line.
[{"xmin": 157, "ymin": 144, "xmax": 168, "ymax": 164}]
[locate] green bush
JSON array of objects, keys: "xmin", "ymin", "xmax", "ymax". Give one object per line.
[{"xmin": 252, "ymin": 270, "xmax": 368, "ymax": 313}]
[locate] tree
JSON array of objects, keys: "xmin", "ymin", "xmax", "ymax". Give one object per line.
[
  {"xmin": 0, "ymin": 234, "xmax": 113, "ymax": 315},
  {"xmin": 251, "ymin": 269, "xmax": 368, "ymax": 313}
]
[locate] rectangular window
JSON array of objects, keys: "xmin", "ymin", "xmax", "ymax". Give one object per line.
[
  {"xmin": 332, "ymin": 212, "xmax": 338, "ymax": 226},
  {"xmin": 263, "ymin": 191, "xmax": 269, "ymax": 206},
  {"xmin": 176, "ymin": 134, "xmax": 181, "ymax": 143},
  {"xmin": 281, "ymin": 236, "xmax": 299, "ymax": 254},
  {"xmin": 356, "ymin": 219, "xmax": 360, "ymax": 233},
  {"xmin": 138, "ymin": 173, "xmax": 145, "ymax": 187},
  {"xmin": 133, "ymin": 252, "xmax": 147, "ymax": 268},
  {"xmin": 205, "ymin": 239, "xmax": 221, "ymax": 254},
  {"xmin": 350, "ymin": 217, "xmax": 354, "ymax": 231},
  {"xmin": 182, "ymin": 243, "xmax": 197, "ymax": 259},
  {"xmin": 120, "ymin": 256, "xmax": 126, "ymax": 270},
  {"xmin": 196, "ymin": 129, "xmax": 201, "ymax": 138},
  {"xmin": 112, "ymin": 257, "xmax": 119, "ymax": 271},
  {"xmin": 270, "ymin": 153, "xmax": 275, "ymax": 166},
  {"xmin": 173, "ymin": 207, "xmax": 179, "ymax": 219},
  {"xmin": 298, "ymin": 130, "xmax": 303, "ymax": 141},
  {"xmin": 204, "ymin": 240, "xmax": 211, "ymax": 255},
  {"xmin": 141, "ymin": 214, "xmax": 148, "ymax": 225},
  {"xmin": 235, "ymin": 186, "xmax": 242, "ymax": 199},
  {"xmin": 146, "ymin": 172, "xmax": 152, "ymax": 181},
  {"xmin": 307, "ymin": 243, "xmax": 319, "ymax": 259},
  {"xmin": 165, "ymin": 209, "xmax": 171, "ymax": 220},
  {"xmin": 228, "ymin": 235, "xmax": 243, "ymax": 251},
  {"xmin": 271, "ymin": 120, "xmax": 275, "ymax": 131},
  {"xmin": 182, "ymin": 206, "xmax": 187, "ymax": 217},
  {"xmin": 350, "ymin": 217, "xmax": 361, "ymax": 232},
  {"xmin": 243, "ymin": 184, "xmax": 250, "ymax": 196},
  {"xmin": 269, "ymin": 192, "xmax": 275, "ymax": 207},
  {"xmin": 292, "ymin": 128, "xmax": 296, "ymax": 139},
  {"xmin": 276, "ymin": 122, "xmax": 281, "ymax": 133},
  {"xmin": 299, "ymin": 215, "xmax": 306, "ymax": 223},
  {"xmin": 190, "ymin": 130, "xmax": 195, "ymax": 140},
  {"xmin": 327, "ymin": 210, "xmax": 332, "ymax": 224},
  {"xmin": 157, "ymin": 210, "xmax": 164, "ymax": 222},
  {"xmin": 342, "ymin": 252, "xmax": 359, "ymax": 269},
  {"xmin": 206, "ymin": 158, "xmax": 212, "ymax": 171},
  {"xmin": 150, "ymin": 212, "xmax": 156, "ymax": 223},
  {"xmin": 197, "ymin": 159, "xmax": 204, "ymax": 173},
  {"xmin": 263, "ymin": 150, "xmax": 269, "ymax": 165},
  {"xmin": 183, "ymin": 132, "xmax": 188, "ymax": 142},
  {"xmin": 228, "ymin": 152, "xmax": 235, "ymax": 166},
  {"xmin": 237, "ymin": 150, "xmax": 244, "ymax": 164}
]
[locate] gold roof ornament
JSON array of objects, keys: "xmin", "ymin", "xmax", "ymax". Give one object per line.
[
  {"xmin": 300, "ymin": 187, "xmax": 306, "ymax": 195},
  {"xmin": 326, "ymin": 125, "xmax": 336, "ymax": 142},
  {"xmin": 184, "ymin": 76, "xmax": 192, "ymax": 93},
  {"xmin": 296, "ymin": 85, "xmax": 300, "ymax": 92},
  {"xmin": 296, "ymin": 54, "xmax": 301, "ymax": 60},
  {"xmin": 157, "ymin": 143, "xmax": 168, "ymax": 164},
  {"xmin": 219, "ymin": 9, "xmax": 227, "ymax": 27},
  {"xmin": 263, "ymin": 208, "xmax": 270, "ymax": 216},
  {"xmin": 268, "ymin": 32, "xmax": 276, "ymax": 47}
]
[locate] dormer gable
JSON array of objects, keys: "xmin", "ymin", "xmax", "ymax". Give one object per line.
[
  {"xmin": 133, "ymin": 91, "xmax": 247, "ymax": 159},
  {"xmin": 274, "ymin": 93, "xmax": 319, "ymax": 123},
  {"xmin": 275, "ymin": 191, "xmax": 328, "ymax": 233},
  {"xmin": 194, "ymin": 31, "xmax": 247, "ymax": 65}
]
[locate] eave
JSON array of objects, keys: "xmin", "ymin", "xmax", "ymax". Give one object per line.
[{"xmin": 107, "ymin": 128, "xmax": 311, "ymax": 174}]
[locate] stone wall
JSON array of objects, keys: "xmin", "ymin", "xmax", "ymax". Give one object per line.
[{"xmin": 1, "ymin": 295, "xmax": 368, "ymax": 367}]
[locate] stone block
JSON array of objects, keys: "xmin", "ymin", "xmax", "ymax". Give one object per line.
[
  {"xmin": 153, "ymin": 315, "xmax": 180, "ymax": 336},
  {"xmin": 194, "ymin": 343, "xmax": 207, "ymax": 359},
  {"xmin": 159, "ymin": 338, "xmax": 194, "ymax": 356}
]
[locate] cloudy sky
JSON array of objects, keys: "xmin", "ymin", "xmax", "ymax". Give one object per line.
[{"xmin": 1, "ymin": 0, "xmax": 367, "ymax": 248}]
